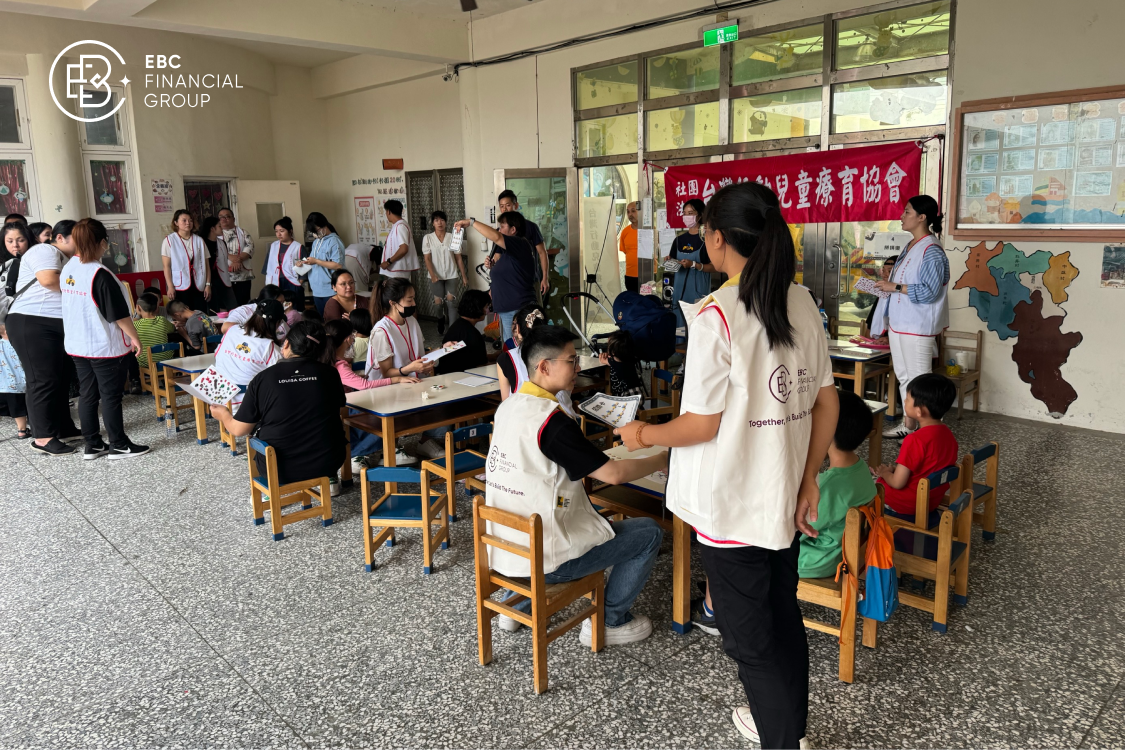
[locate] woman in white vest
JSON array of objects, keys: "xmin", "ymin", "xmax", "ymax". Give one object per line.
[
  {"xmin": 364, "ymin": 276, "xmax": 431, "ymax": 381},
  {"xmin": 61, "ymin": 218, "xmax": 149, "ymax": 460},
  {"xmin": 161, "ymin": 209, "xmax": 211, "ymax": 314},
  {"xmin": 263, "ymin": 216, "xmax": 305, "ymax": 312},
  {"xmin": 873, "ymin": 195, "xmax": 949, "ymax": 439},
  {"xmin": 378, "ymin": 199, "xmax": 420, "ymax": 280},
  {"xmin": 496, "ymin": 303, "xmax": 578, "ymax": 419},
  {"xmin": 615, "ymin": 182, "xmax": 838, "ymax": 749},
  {"xmin": 212, "ymin": 298, "xmax": 285, "ymax": 407}
]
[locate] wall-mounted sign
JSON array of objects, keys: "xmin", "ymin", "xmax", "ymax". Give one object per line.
[
  {"xmin": 382, "ymin": 158, "xmax": 404, "ymax": 170},
  {"xmin": 703, "ymin": 24, "xmax": 739, "ymax": 47},
  {"xmin": 151, "ymin": 177, "xmax": 173, "ymax": 213}
]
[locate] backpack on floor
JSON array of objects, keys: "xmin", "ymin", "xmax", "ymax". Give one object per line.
[{"xmin": 855, "ymin": 504, "xmax": 899, "ymax": 622}]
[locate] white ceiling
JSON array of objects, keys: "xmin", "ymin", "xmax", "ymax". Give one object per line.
[
  {"xmin": 198, "ymin": 36, "xmax": 358, "ymax": 67},
  {"xmin": 353, "ymin": 0, "xmax": 543, "ymax": 21}
]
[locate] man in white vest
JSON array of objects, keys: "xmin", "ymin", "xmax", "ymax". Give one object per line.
[
  {"xmin": 218, "ymin": 208, "xmax": 255, "ymax": 306},
  {"xmin": 485, "ymin": 325, "xmax": 668, "ymax": 645}
]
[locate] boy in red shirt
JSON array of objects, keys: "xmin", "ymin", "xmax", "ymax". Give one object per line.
[{"xmin": 876, "ymin": 373, "xmax": 958, "ymax": 519}]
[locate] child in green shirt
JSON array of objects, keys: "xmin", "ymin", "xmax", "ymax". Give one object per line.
[
  {"xmin": 798, "ymin": 389, "xmax": 879, "ymax": 579},
  {"xmin": 134, "ymin": 293, "xmax": 176, "ymax": 367}
]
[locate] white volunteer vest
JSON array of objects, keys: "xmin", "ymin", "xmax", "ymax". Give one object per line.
[
  {"xmin": 886, "ymin": 235, "xmax": 949, "ymax": 337},
  {"xmin": 60, "ymin": 257, "xmax": 132, "ymax": 358},
  {"xmin": 504, "ymin": 345, "xmax": 577, "ymax": 418},
  {"xmin": 213, "ymin": 237, "xmax": 233, "ymax": 287},
  {"xmin": 366, "ymin": 315, "xmax": 426, "ymax": 378},
  {"xmin": 485, "ymin": 390, "xmax": 614, "ymax": 576},
  {"xmin": 214, "ymin": 325, "xmax": 280, "ymax": 385},
  {"xmin": 666, "ymin": 283, "xmax": 828, "ymax": 550},
  {"xmin": 381, "ymin": 220, "xmax": 420, "ymax": 277},
  {"xmin": 265, "ymin": 241, "xmax": 301, "ymax": 286},
  {"xmin": 165, "ymin": 233, "xmax": 207, "ymax": 291}
]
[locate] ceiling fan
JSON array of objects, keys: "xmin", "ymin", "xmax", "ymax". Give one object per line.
[{"xmin": 460, "ymin": 0, "xmax": 477, "ymax": 10}]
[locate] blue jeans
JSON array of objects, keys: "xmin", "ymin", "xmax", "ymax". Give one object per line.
[
  {"xmin": 498, "ymin": 310, "xmax": 516, "ymax": 342},
  {"xmin": 508, "ymin": 517, "xmax": 663, "ymax": 627},
  {"xmin": 313, "ymin": 296, "xmax": 331, "ymax": 315},
  {"xmin": 350, "ymin": 426, "xmax": 382, "ymax": 459}
]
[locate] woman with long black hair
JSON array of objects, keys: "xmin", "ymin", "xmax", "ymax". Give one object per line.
[
  {"xmin": 615, "ymin": 182, "xmax": 838, "ymax": 749},
  {"xmin": 297, "ymin": 212, "xmax": 345, "ymax": 315},
  {"xmin": 263, "ymin": 216, "xmax": 305, "ymax": 312}
]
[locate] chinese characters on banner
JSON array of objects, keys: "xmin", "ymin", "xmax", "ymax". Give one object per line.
[
  {"xmin": 663, "ymin": 141, "xmax": 923, "ymax": 228},
  {"xmin": 354, "ymin": 197, "xmax": 378, "ymax": 244}
]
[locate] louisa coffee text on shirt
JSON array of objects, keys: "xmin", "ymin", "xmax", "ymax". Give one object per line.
[{"xmin": 143, "ymin": 55, "xmax": 242, "ymax": 108}]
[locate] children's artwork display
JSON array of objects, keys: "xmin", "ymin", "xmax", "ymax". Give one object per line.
[{"xmin": 952, "ymin": 86, "xmax": 1125, "ymax": 239}]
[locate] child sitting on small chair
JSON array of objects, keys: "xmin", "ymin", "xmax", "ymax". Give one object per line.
[
  {"xmin": 129, "ymin": 292, "xmax": 176, "ymax": 394},
  {"xmin": 598, "ymin": 329, "xmax": 644, "ymax": 398},
  {"xmin": 0, "ymin": 323, "xmax": 29, "ymax": 439},
  {"xmin": 167, "ymin": 299, "xmax": 218, "ymax": 355},
  {"xmin": 875, "ymin": 373, "xmax": 959, "ymax": 520},
  {"xmin": 798, "ymin": 389, "xmax": 879, "ymax": 578}
]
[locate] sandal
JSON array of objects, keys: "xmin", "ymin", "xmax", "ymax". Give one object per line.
[{"xmin": 17, "ymin": 428, "xmax": 32, "ymax": 439}]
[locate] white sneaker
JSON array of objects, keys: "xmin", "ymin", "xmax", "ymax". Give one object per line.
[
  {"xmin": 731, "ymin": 707, "xmax": 811, "ymax": 748},
  {"xmin": 416, "ymin": 439, "xmax": 445, "ymax": 460},
  {"xmin": 882, "ymin": 421, "xmax": 915, "ymax": 440},
  {"xmin": 498, "ymin": 615, "xmax": 523, "ymax": 632},
  {"xmin": 579, "ymin": 613, "xmax": 652, "ymax": 646},
  {"xmin": 329, "ymin": 478, "xmax": 341, "ymax": 497},
  {"xmin": 389, "ymin": 449, "xmax": 417, "ymax": 466}
]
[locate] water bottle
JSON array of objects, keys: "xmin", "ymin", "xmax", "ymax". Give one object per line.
[
  {"xmin": 165, "ymin": 407, "xmax": 176, "ymax": 438},
  {"xmin": 820, "ymin": 310, "xmax": 830, "ymax": 340}
]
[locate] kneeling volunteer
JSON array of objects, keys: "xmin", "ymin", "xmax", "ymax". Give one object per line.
[{"xmin": 485, "ymin": 325, "xmax": 668, "ymax": 646}]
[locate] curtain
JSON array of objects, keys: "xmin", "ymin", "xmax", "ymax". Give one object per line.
[
  {"xmin": 91, "ymin": 160, "xmax": 127, "ymax": 214},
  {"xmin": 0, "ymin": 160, "xmax": 29, "ymax": 215}
]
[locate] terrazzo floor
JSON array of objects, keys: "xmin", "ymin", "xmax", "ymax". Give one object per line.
[{"xmin": 3, "ymin": 382, "xmax": 1125, "ymax": 748}]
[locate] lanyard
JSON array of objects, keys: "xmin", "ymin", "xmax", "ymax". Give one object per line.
[
  {"xmin": 177, "ymin": 234, "xmax": 196, "ymax": 282},
  {"xmin": 387, "ymin": 316, "xmax": 416, "ymax": 363}
]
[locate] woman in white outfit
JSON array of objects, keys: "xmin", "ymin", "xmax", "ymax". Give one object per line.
[
  {"xmin": 615, "ymin": 182, "xmax": 838, "ymax": 749},
  {"xmin": 421, "ymin": 210, "xmax": 467, "ymax": 331},
  {"xmin": 872, "ymin": 195, "xmax": 948, "ymax": 439}
]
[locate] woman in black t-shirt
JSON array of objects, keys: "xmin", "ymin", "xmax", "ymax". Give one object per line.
[
  {"xmin": 437, "ymin": 289, "xmax": 491, "ymax": 375},
  {"xmin": 211, "ymin": 320, "xmax": 346, "ymax": 487}
]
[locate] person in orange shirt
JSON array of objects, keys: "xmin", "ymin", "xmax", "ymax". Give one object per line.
[{"xmin": 618, "ymin": 201, "xmax": 640, "ymax": 293}]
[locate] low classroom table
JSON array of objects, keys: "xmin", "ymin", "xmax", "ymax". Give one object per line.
[
  {"xmin": 829, "ymin": 338, "xmax": 896, "ymax": 416},
  {"xmin": 159, "ymin": 353, "xmax": 216, "ymax": 445},
  {"xmin": 343, "ymin": 372, "xmax": 501, "ymax": 488},
  {"xmin": 463, "ymin": 365, "xmax": 499, "ymax": 380},
  {"xmin": 590, "ymin": 397, "xmax": 889, "ymax": 635}
]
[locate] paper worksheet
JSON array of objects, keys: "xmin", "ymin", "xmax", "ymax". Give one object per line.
[
  {"xmin": 450, "ymin": 228, "xmax": 464, "ymax": 253},
  {"xmin": 453, "ymin": 375, "xmax": 493, "ymax": 387},
  {"xmin": 637, "ymin": 230, "xmax": 654, "ymax": 260},
  {"xmin": 578, "ymin": 393, "xmax": 642, "ymax": 428},
  {"xmin": 853, "ymin": 277, "xmax": 890, "ymax": 298},
  {"xmin": 181, "ymin": 365, "xmax": 242, "ymax": 406},
  {"xmin": 420, "ymin": 341, "xmax": 466, "ymax": 363}
]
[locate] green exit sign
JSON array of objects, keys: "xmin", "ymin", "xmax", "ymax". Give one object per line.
[{"xmin": 703, "ymin": 24, "xmax": 739, "ymax": 46}]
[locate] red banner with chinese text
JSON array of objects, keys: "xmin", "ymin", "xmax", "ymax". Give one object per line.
[{"xmin": 663, "ymin": 141, "xmax": 922, "ymax": 228}]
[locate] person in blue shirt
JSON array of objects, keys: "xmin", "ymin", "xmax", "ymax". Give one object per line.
[{"xmin": 297, "ymin": 212, "xmax": 345, "ymax": 315}]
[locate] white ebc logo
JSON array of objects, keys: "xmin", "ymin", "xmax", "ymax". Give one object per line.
[{"xmin": 49, "ymin": 40, "xmax": 129, "ymax": 123}]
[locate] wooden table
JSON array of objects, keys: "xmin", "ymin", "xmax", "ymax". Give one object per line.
[
  {"xmin": 160, "ymin": 354, "xmax": 216, "ymax": 445},
  {"xmin": 345, "ymin": 372, "xmax": 501, "ymax": 491},
  {"xmin": 463, "ymin": 365, "xmax": 499, "ymax": 380},
  {"xmin": 829, "ymin": 338, "xmax": 895, "ymax": 414}
]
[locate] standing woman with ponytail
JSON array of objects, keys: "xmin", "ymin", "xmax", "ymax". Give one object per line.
[
  {"xmin": 161, "ymin": 209, "xmax": 211, "ymax": 312},
  {"xmin": 873, "ymin": 194, "xmax": 949, "ymax": 439},
  {"xmin": 62, "ymin": 219, "xmax": 149, "ymax": 459},
  {"xmin": 615, "ymin": 182, "xmax": 837, "ymax": 749}
]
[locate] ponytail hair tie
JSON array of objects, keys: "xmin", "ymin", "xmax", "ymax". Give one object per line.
[{"xmin": 524, "ymin": 309, "xmax": 545, "ymax": 328}]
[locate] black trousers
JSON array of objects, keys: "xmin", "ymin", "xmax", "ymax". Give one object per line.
[
  {"xmin": 624, "ymin": 275, "xmax": 640, "ymax": 293},
  {"xmin": 232, "ymin": 280, "xmax": 253, "ymax": 306},
  {"xmin": 5, "ymin": 313, "xmax": 78, "ymax": 440},
  {"xmin": 700, "ymin": 535, "xmax": 808, "ymax": 749},
  {"xmin": 173, "ymin": 286, "xmax": 206, "ymax": 314},
  {"xmin": 73, "ymin": 354, "xmax": 130, "ymax": 448}
]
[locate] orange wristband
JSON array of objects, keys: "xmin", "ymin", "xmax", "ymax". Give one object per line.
[{"xmin": 636, "ymin": 423, "xmax": 651, "ymax": 449}]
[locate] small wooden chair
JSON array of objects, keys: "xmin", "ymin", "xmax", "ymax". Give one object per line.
[
  {"xmin": 201, "ymin": 333, "xmax": 223, "ymax": 354},
  {"xmin": 144, "ymin": 342, "xmax": 183, "ymax": 418},
  {"xmin": 472, "ymin": 496, "xmax": 605, "ymax": 694},
  {"xmin": 883, "ymin": 466, "xmax": 972, "ymax": 633},
  {"xmin": 644, "ymin": 369, "xmax": 681, "ymax": 420},
  {"xmin": 935, "ymin": 330, "xmax": 983, "ymax": 418},
  {"xmin": 797, "ymin": 493, "xmax": 880, "ymax": 683},
  {"xmin": 420, "ymin": 423, "xmax": 491, "ymax": 523},
  {"xmin": 361, "ymin": 465, "xmax": 449, "ymax": 574},
  {"xmin": 247, "ymin": 437, "xmax": 333, "ymax": 541},
  {"xmin": 962, "ymin": 441, "xmax": 1000, "ymax": 541}
]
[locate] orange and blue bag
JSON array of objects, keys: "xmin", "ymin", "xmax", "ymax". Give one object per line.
[{"xmin": 835, "ymin": 503, "xmax": 899, "ymax": 639}]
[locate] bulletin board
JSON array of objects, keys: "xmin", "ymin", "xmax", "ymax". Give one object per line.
[{"xmin": 950, "ymin": 85, "xmax": 1125, "ymax": 241}]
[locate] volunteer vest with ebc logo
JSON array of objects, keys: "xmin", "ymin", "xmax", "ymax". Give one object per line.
[
  {"xmin": 166, "ymin": 233, "xmax": 208, "ymax": 291},
  {"xmin": 485, "ymin": 391, "xmax": 613, "ymax": 577},
  {"xmin": 60, "ymin": 257, "xmax": 132, "ymax": 358}
]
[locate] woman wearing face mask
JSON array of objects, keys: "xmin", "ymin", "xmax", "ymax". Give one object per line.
[
  {"xmin": 669, "ymin": 198, "xmax": 716, "ymax": 328},
  {"xmin": 365, "ymin": 276, "xmax": 433, "ymax": 381}
]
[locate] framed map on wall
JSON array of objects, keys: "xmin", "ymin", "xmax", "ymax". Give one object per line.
[{"xmin": 951, "ymin": 85, "xmax": 1125, "ymax": 240}]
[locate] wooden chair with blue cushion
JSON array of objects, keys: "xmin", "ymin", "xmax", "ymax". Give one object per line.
[
  {"xmin": 472, "ymin": 495, "xmax": 604, "ymax": 694},
  {"xmin": 420, "ymin": 423, "xmax": 491, "ymax": 523},
  {"xmin": 962, "ymin": 441, "xmax": 1000, "ymax": 541},
  {"xmin": 247, "ymin": 437, "xmax": 333, "ymax": 541},
  {"xmin": 144, "ymin": 342, "xmax": 183, "ymax": 419},
  {"xmin": 883, "ymin": 465, "xmax": 972, "ymax": 633},
  {"xmin": 201, "ymin": 333, "xmax": 223, "ymax": 354},
  {"xmin": 217, "ymin": 386, "xmax": 248, "ymax": 457},
  {"xmin": 361, "ymin": 465, "xmax": 450, "ymax": 574}
]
